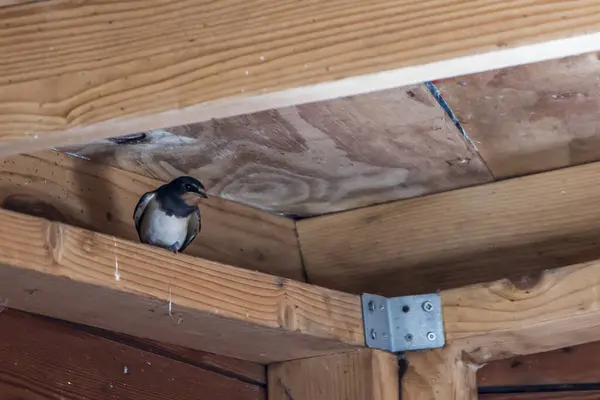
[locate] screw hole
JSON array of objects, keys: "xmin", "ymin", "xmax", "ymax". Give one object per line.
[{"xmin": 402, "ymin": 305, "xmax": 410, "ymax": 313}]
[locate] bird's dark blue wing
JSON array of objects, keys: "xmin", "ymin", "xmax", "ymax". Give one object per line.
[
  {"xmin": 133, "ymin": 191, "xmax": 156, "ymax": 239},
  {"xmin": 179, "ymin": 207, "xmax": 200, "ymax": 252}
]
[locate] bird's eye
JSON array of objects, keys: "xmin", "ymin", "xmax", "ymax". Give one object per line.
[{"xmin": 185, "ymin": 184, "xmax": 193, "ymax": 191}]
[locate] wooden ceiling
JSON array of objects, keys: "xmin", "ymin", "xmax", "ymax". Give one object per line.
[{"xmin": 59, "ymin": 51, "xmax": 600, "ymax": 217}]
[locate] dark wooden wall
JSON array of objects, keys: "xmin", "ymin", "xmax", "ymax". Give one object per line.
[
  {"xmin": 0, "ymin": 309, "xmax": 266, "ymax": 399},
  {"xmin": 478, "ymin": 342, "xmax": 600, "ymax": 400}
]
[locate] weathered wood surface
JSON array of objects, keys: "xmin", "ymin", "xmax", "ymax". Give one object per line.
[
  {"xmin": 0, "ymin": 151, "xmax": 304, "ymax": 280},
  {"xmin": 268, "ymin": 349, "xmax": 398, "ymax": 400},
  {"xmin": 60, "ymin": 86, "xmax": 491, "ymax": 217},
  {"xmin": 0, "ymin": 309, "xmax": 265, "ymax": 400},
  {"xmin": 403, "ymin": 348, "xmax": 478, "ymax": 400},
  {"xmin": 2, "ymin": 0, "xmax": 600, "ymax": 157},
  {"xmin": 478, "ymin": 342, "xmax": 600, "ymax": 388},
  {"xmin": 481, "ymin": 393, "xmax": 600, "ymax": 400},
  {"xmin": 436, "ymin": 52, "xmax": 600, "ymax": 178},
  {"xmin": 298, "ymin": 160, "xmax": 600, "ymax": 296},
  {"xmin": 403, "ymin": 261, "xmax": 600, "ymax": 400},
  {"xmin": 0, "ymin": 208, "xmax": 364, "ymax": 363}
]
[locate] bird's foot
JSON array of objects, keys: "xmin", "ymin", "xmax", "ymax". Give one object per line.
[{"xmin": 168, "ymin": 242, "xmax": 180, "ymax": 254}]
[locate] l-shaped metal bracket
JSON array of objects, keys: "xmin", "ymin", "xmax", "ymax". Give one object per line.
[{"xmin": 361, "ymin": 293, "xmax": 445, "ymax": 353}]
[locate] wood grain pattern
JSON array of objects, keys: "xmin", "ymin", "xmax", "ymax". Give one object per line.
[
  {"xmin": 268, "ymin": 349, "xmax": 398, "ymax": 400},
  {"xmin": 441, "ymin": 260, "xmax": 600, "ymax": 364},
  {"xmin": 0, "ymin": 309, "xmax": 264, "ymax": 400},
  {"xmin": 3, "ymin": 1, "xmax": 600, "ymax": 156},
  {"xmin": 68, "ymin": 324, "xmax": 267, "ymax": 385},
  {"xmin": 59, "ymin": 86, "xmax": 492, "ymax": 217},
  {"xmin": 0, "ymin": 208, "xmax": 364, "ymax": 363},
  {"xmin": 478, "ymin": 342, "xmax": 600, "ymax": 388},
  {"xmin": 403, "ymin": 348, "xmax": 478, "ymax": 400},
  {"xmin": 0, "ymin": 151, "xmax": 304, "ymax": 280},
  {"xmin": 481, "ymin": 393, "xmax": 600, "ymax": 400},
  {"xmin": 436, "ymin": 52, "xmax": 600, "ymax": 178},
  {"xmin": 298, "ymin": 160, "xmax": 600, "ymax": 296}
]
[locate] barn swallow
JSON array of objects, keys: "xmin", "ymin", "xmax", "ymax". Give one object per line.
[{"xmin": 133, "ymin": 176, "xmax": 208, "ymax": 253}]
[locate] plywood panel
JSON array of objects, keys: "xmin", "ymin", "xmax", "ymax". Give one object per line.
[
  {"xmin": 435, "ymin": 52, "xmax": 600, "ymax": 178},
  {"xmin": 478, "ymin": 342, "xmax": 600, "ymax": 388},
  {"xmin": 0, "ymin": 151, "xmax": 304, "ymax": 280},
  {"xmin": 60, "ymin": 86, "xmax": 492, "ymax": 216},
  {"xmin": 0, "ymin": 309, "xmax": 264, "ymax": 400},
  {"xmin": 3, "ymin": 0, "xmax": 600, "ymax": 157},
  {"xmin": 298, "ymin": 160, "xmax": 600, "ymax": 296}
]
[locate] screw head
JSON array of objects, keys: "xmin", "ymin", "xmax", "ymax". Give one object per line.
[
  {"xmin": 404, "ymin": 333, "xmax": 413, "ymax": 342},
  {"xmin": 426, "ymin": 332, "xmax": 436, "ymax": 341},
  {"xmin": 422, "ymin": 301, "xmax": 434, "ymax": 312},
  {"xmin": 371, "ymin": 329, "xmax": 377, "ymax": 340},
  {"xmin": 368, "ymin": 300, "xmax": 376, "ymax": 312}
]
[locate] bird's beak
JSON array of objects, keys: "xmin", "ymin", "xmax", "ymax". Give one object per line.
[{"xmin": 196, "ymin": 188, "xmax": 208, "ymax": 199}]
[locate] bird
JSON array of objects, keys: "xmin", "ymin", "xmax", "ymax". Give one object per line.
[{"xmin": 133, "ymin": 176, "xmax": 208, "ymax": 253}]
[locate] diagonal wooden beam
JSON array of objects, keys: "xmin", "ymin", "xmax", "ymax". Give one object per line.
[
  {"xmin": 0, "ymin": 151, "xmax": 305, "ymax": 281},
  {"xmin": 298, "ymin": 160, "xmax": 600, "ymax": 296},
  {"xmin": 2, "ymin": 0, "xmax": 600, "ymax": 155},
  {"xmin": 0, "ymin": 208, "xmax": 363, "ymax": 363}
]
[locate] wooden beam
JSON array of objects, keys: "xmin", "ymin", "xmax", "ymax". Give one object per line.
[
  {"xmin": 0, "ymin": 208, "xmax": 364, "ymax": 363},
  {"xmin": 402, "ymin": 260, "xmax": 600, "ymax": 400},
  {"xmin": 0, "ymin": 151, "xmax": 305, "ymax": 281},
  {"xmin": 0, "ymin": 309, "xmax": 265, "ymax": 400},
  {"xmin": 402, "ymin": 347, "xmax": 478, "ymax": 400},
  {"xmin": 3, "ymin": 1, "xmax": 600, "ymax": 155},
  {"xmin": 268, "ymin": 349, "xmax": 399, "ymax": 400},
  {"xmin": 298, "ymin": 160, "xmax": 600, "ymax": 296}
]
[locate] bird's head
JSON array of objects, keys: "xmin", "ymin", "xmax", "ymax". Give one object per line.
[{"xmin": 170, "ymin": 176, "xmax": 208, "ymax": 206}]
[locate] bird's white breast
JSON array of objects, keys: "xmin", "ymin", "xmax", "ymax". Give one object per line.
[{"xmin": 140, "ymin": 201, "xmax": 188, "ymax": 249}]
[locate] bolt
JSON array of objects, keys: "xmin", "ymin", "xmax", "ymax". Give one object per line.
[
  {"xmin": 371, "ymin": 329, "xmax": 377, "ymax": 340},
  {"xmin": 368, "ymin": 301, "xmax": 375, "ymax": 312},
  {"xmin": 427, "ymin": 332, "xmax": 436, "ymax": 341},
  {"xmin": 383, "ymin": 333, "xmax": 388, "ymax": 340},
  {"xmin": 422, "ymin": 301, "xmax": 434, "ymax": 312},
  {"xmin": 380, "ymin": 304, "xmax": 385, "ymax": 311},
  {"xmin": 405, "ymin": 333, "xmax": 413, "ymax": 342}
]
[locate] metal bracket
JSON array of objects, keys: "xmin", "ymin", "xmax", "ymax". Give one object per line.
[{"xmin": 361, "ymin": 293, "xmax": 445, "ymax": 353}]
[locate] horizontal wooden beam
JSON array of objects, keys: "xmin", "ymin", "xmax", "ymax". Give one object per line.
[
  {"xmin": 2, "ymin": 1, "xmax": 600, "ymax": 155},
  {"xmin": 268, "ymin": 349, "xmax": 399, "ymax": 400},
  {"xmin": 0, "ymin": 208, "xmax": 363, "ymax": 363},
  {"xmin": 298, "ymin": 160, "xmax": 600, "ymax": 296},
  {"xmin": 403, "ymin": 259, "xmax": 600, "ymax": 400},
  {"xmin": 0, "ymin": 151, "xmax": 305, "ymax": 281}
]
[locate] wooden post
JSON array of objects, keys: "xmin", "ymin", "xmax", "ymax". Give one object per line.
[{"xmin": 268, "ymin": 349, "xmax": 399, "ymax": 400}]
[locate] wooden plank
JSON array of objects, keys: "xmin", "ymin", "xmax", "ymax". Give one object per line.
[
  {"xmin": 0, "ymin": 208, "xmax": 364, "ymax": 363},
  {"xmin": 298, "ymin": 160, "xmax": 600, "ymax": 296},
  {"xmin": 442, "ymin": 261, "xmax": 600, "ymax": 363},
  {"xmin": 0, "ymin": 309, "xmax": 264, "ymax": 400},
  {"xmin": 0, "ymin": 151, "xmax": 305, "ymax": 281},
  {"xmin": 402, "ymin": 348, "xmax": 478, "ymax": 400},
  {"xmin": 57, "ymin": 319, "xmax": 267, "ymax": 385},
  {"xmin": 59, "ymin": 86, "xmax": 492, "ymax": 217},
  {"xmin": 478, "ymin": 342, "xmax": 600, "ymax": 388},
  {"xmin": 435, "ymin": 52, "xmax": 600, "ymax": 179},
  {"xmin": 3, "ymin": 1, "xmax": 600, "ymax": 156},
  {"xmin": 403, "ymin": 261, "xmax": 600, "ymax": 400},
  {"xmin": 268, "ymin": 349, "xmax": 398, "ymax": 400},
  {"xmin": 480, "ymin": 393, "xmax": 600, "ymax": 400}
]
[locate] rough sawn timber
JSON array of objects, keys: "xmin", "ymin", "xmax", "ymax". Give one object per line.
[
  {"xmin": 2, "ymin": 0, "xmax": 600, "ymax": 155},
  {"xmin": 0, "ymin": 208, "xmax": 364, "ymax": 363},
  {"xmin": 0, "ymin": 150, "xmax": 305, "ymax": 281},
  {"xmin": 403, "ymin": 259, "xmax": 600, "ymax": 400}
]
